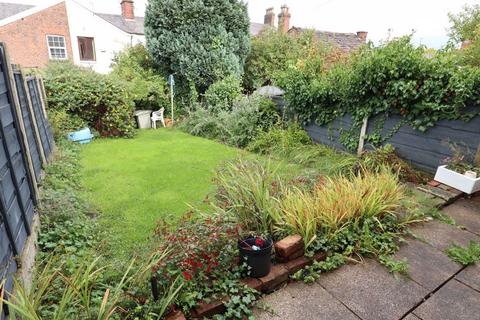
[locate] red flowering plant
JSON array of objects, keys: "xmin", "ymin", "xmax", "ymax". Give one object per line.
[{"xmin": 151, "ymin": 214, "xmax": 249, "ymax": 313}]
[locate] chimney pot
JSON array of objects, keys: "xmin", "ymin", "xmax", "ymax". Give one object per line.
[
  {"xmin": 121, "ymin": 0, "xmax": 134, "ymax": 20},
  {"xmin": 264, "ymin": 7, "xmax": 275, "ymax": 27},
  {"xmin": 356, "ymin": 31, "xmax": 368, "ymax": 42},
  {"xmin": 278, "ymin": 5, "xmax": 291, "ymax": 33}
]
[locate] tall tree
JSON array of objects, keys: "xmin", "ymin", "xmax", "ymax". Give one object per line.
[
  {"xmin": 449, "ymin": 4, "xmax": 480, "ymax": 66},
  {"xmin": 449, "ymin": 4, "xmax": 480, "ymax": 43},
  {"xmin": 145, "ymin": 0, "xmax": 250, "ymax": 93}
]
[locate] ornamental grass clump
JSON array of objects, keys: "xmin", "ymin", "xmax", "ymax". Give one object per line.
[
  {"xmin": 277, "ymin": 167, "xmax": 404, "ymax": 249},
  {"xmin": 214, "ymin": 158, "xmax": 283, "ymax": 235}
]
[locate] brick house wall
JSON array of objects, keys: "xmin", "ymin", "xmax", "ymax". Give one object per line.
[{"xmin": 0, "ymin": 2, "xmax": 72, "ymax": 68}]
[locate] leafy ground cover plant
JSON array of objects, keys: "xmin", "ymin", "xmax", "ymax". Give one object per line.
[
  {"xmin": 246, "ymin": 124, "xmax": 312, "ymax": 155},
  {"xmin": 446, "ymin": 241, "xmax": 480, "ymax": 265},
  {"xmin": 150, "ymin": 215, "xmax": 257, "ymax": 319}
]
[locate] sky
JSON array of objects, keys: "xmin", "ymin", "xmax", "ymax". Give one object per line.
[{"xmin": 7, "ymin": 0, "xmax": 478, "ymax": 48}]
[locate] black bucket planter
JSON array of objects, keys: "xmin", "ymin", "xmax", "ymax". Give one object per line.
[{"xmin": 238, "ymin": 237, "xmax": 273, "ymax": 278}]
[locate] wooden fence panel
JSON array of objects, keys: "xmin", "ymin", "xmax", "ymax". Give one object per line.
[
  {"xmin": 305, "ymin": 112, "xmax": 480, "ymax": 173},
  {"xmin": 0, "ymin": 43, "xmax": 53, "ymax": 319},
  {"xmin": 13, "ymin": 72, "xmax": 43, "ymax": 180},
  {"xmin": 27, "ymin": 78, "xmax": 52, "ymax": 160}
]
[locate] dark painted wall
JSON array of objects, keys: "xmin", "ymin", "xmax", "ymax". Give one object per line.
[{"xmin": 305, "ymin": 113, "xmax": 480, "ymax": 173}]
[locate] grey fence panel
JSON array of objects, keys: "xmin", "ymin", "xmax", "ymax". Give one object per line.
[
  {"xmin": 306, "ymin": 112, "xmax": 480, "ymax": 173},
  {"xmin": 14, "ymin": 72, "xmax": 42, "ymax": 180},
  {"xmin": 305, "ymin": 114, "xmax": 354, "ymax": 152},
  {"xmin": 27, "ymin": 79, "xmax": 52, "ymax": 158},
  {"xmin": 0, "ymin": 44, "xmax": 41, "ymax": 319},
  {"xmin": 366, "ymin": 114, "xmax": 480, "ymax": 172}
]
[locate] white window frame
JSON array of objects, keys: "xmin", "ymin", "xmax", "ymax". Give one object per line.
[{"xmin": 46, "ymin": 35, "xmax": 68, "ymax": 60}]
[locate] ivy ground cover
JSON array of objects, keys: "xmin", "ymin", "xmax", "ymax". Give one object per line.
[{"xmin": 80, "ymin": 129, "xmax": 238, "ymax": 257}]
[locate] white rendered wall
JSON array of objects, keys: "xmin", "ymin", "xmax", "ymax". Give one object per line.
[{"xmin": 65, "ymin": 0, "xmax": 145, "ymax": 74}]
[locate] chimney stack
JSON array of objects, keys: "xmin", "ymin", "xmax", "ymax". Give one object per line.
[
  {"xmin": 356, "ymin": 31, "xmax": 368, "ymax": 42},
  {"xmin": 264, "ymin": 7, "xmax": 275, "ymax": 27},
  {"xmin": 121, "ymin": 0, "xmax": 134, "ymax": 20},
  {"xmin": 278, "ymin": 5, "xmax": 291, "ymax": 33}
]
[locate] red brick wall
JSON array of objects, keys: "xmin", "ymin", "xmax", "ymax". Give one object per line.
[{"xmin": 0, "ymin": 2, "xmax": 72, "ymax": 68}]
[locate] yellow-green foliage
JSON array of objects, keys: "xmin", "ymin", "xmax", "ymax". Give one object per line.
[{"xmin": 277, "ymin": 168, "xmax": 404, "ymax": 247}]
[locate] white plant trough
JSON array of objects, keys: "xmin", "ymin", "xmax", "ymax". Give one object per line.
[{"xmin": 434, "ymin": 165, "xmax": 480, "ymax": 194}]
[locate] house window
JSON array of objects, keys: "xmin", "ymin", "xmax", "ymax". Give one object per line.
[
  {"xmin": 78, "ymin": 37, "xmax": 96, "ymax": 61},
  {"xmin": 47, "ymin": 35, "xmax": 67, "ymax": 60}
]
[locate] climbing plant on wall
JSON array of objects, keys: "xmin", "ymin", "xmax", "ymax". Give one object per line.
[{"xmin": 277, "ymin": 36, "xmax": 480, "ymax": 151}]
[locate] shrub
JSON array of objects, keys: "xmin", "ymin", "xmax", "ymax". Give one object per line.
[
  {"xmin": 219, "ymin": 95, "xmax": 279, "ymax": 148},
  {"xmin": 145, "ymin": 0, "xmax": 250, "ymax": 93},
  {"xmin": 48, "ymin": 110, "xmax": 86, "ymax": 140},
  {"xmin": 246, "ymin": 124, "xmax": 312, "ymax": 155},
  {"xmin": 44, "ymin": 61, "xmax": 135, "ymax": 137},
  {"xmin": 110, "ymin": 44, "xmax": 169, "ymax": 111},
  {"xmin": 204, "ymin": 75, "xmax": 242, "ymax": 113},
  {"xmin": 179, "ymin": 95, "xmax": 280, "ymax": 148}
]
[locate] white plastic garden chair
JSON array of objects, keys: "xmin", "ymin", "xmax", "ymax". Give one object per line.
[{"xmin": 151, "ymin": 108, "xmax": 165, "ymax": 129}]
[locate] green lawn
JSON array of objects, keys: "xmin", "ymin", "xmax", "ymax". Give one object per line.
[{"xmin": 80, "ymin": 129, "xmax": 238, "ymax": 257}]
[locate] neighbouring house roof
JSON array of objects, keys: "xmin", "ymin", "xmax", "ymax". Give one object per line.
[
  {"xmin": 250, "ymin": 22, "xmax": 269, "ymax": 36},
  {"xmin": 290, "ymin": 27, "xmax": 365, "ymax": 52},
  {"xmin": 0, "ymin": 2, "xmax": 34, "ymax": 20},
  {"xmin": 95, "ymin": 13, "xmax": 145, "ymax": 35}
]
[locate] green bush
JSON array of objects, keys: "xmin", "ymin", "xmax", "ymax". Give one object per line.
[
  {"xmin": 204, "ymin": 75, "xmax": 241, "ymax": 113},
  {"xmin": 44, "ymin": 61, "xmax": 135, "ymax": 137},
  {"xmin": 247, "ymin": 124, "xmax": 311, "ymax": 154},
  {"xmin": 110, "ymin": 44, "xmax": 169, "ymax": 111},
  {"xmin": 179, "ymin": 95, "xmax": 280, "ymax": 148},
  {"xmin": 48, "ymin": 110, "xmax": 87, "ymax": 140}
]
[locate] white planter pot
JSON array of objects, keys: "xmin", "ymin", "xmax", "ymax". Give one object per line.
[{"xmin": 434, "ymin": 165, "xmax": 480, "ymax": 194}]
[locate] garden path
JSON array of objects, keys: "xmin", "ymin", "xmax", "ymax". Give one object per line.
[{"xmin": 254, "ymin": 193, "xmax": 480, "ymax": 320}]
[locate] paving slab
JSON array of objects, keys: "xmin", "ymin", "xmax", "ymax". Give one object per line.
[
  {"xmin": 413, "ymin": 279, "xmax": 480, "ymax": 320},
  {"xmin": 455, "ymin": 263, "xmax": 480, "ymax": 292},
  {"xmin": 403, "ymin": 314, "xmax": 422, "ymax": 320},
  {"xmin": 317, "ymin": 260, "xmax": 428, "ymax": 320},
  {"xmin": 253, "ymin": 281, "xmax": 360, "ymax": 320},
  {"xmin": 442, "ymin": 200, "xmax": 480, "ymax": 236},
  {"xmin": 410, "ymin": 220, "xmax": 479, "ymax": 252},
  {"xmin": 394, "ymin": 238, "xmax": 461, "ymax": 291}
]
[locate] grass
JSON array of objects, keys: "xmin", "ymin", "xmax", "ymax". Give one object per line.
[{"xmin": 80, "ymin": 129, "xmax": 238, "ymax": 257}]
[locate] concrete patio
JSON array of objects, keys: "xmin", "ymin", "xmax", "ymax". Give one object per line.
[{"xmin": 254, "ymin": 194, "xmax": 480, "ymax": 320}]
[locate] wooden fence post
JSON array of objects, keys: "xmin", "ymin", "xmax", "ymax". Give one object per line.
[
  {"xmin": 3, "ymin": 58, "xmax": 40, "ymax": 203},
  {"xmin": 0, "ymin": 44, "xmax": 31, "ymax": 235},
  {"xmin": 37, "ymin": 77, "xmax": 49, "ymax": 119},
  {"xmin": 24, "ymin": 74, "xmax": 47, "ymax": 166},
  {"xmin": 357, "ymin": 117, "xmax": 369, "ymax": 156},
  {"xmin": 35, "ymin": 77, "xmax": 48, "ymax": 119}
]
